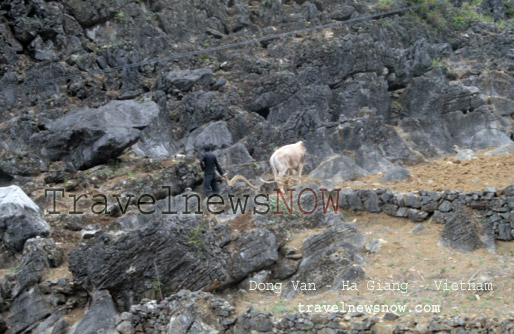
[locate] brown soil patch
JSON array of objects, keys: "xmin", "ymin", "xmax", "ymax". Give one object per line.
[
  {"xmin": 332, "ymin": 148, "xmax": 514, "ymax": 193},
  {"xmin": 227, "ymin": 210, "xmax": 255, "ymax": 232}
]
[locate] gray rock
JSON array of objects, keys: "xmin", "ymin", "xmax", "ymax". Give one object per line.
[
  {"xmin": 497, "ymin": 223, "xmax": 512, "ymax": 241},
  {"xmin": 0, "ymin": 186, "xmax": 50, "ymax": 254},
  {"xmin": 30, "ymin": 309, "xmax": 67, "ymax": 334},
  {"xmin": 309, "ymin": 155, "xmax": 367, "ymax": 182},
  {"xmin": 12, "ymin": 237, "xmax": 63, "ymax": 298},
  {"xmin": 215, "ymin": 143, "xmax": 257, "ymax": 180},
  {"xmin": 164, "ymin": 290, "xmax": 236, "ymax": 333},
  {"xmin": 382, "ymin": 204, "xmax": 399, "ymax": 216},
  {"xmin": 504, "ymin": 185, "xmax": 514, "ymax": 196},
  {"xmin": 379, "ymin": 166, "xmax": 412, "ymax": 182},
  {"xmin": 439, "ymin": 205, "xmax": 496, "ymax": 252},
  {"xmin": 69, "ymin": 214, "xmax": 231, "ymax": 311},
  {"xmin": 407, "ymin": 209, "xmax": 429, "ymax": 222},
  {"xmin": 455, "ymin": 148, "xmax": 475, "ymax": 161},
  {"xmin": 185, "ymin": 121, "xmax": 233, "ymax": 155},
  {"xmin": 364, "ymin": 238, "xmax": 381, "ymax": 253},
  {"xmin": 480, "ymin": 0, "xmax": 506, "ymax": 19},
  {"xmin": 411, "ymin": 224, "xmax": 425, "ymax": 234},
  {"xmin": 404, "ymin": 194, "xmax": 421, "ymax": 209},
  {"xmin": 234, "ymin": 307, "xmax": 274, "ymax": 334},
  {"xmin": 438, "ymin": 200, "xmax": 453, "ymax": 213},
  {"xmin": 130, "ymin": 103, "xmax": 178, "ymax": 158},
  {"xmin": 70, "ymin": 290, "xmax": 119, "ymax": 334},
  {"xmin": 238, "ymin": 270, "xmax": 271, "ymax": 291},
  {"xmin": 270, "ymin": 255, "xmax": 300, "ymax": 280},
  {"xmin": 383, "ymin": 312, "xmax": 400, "ymax": 321},
  {"xmin": 231, "ymin": 229, "xmax": 278, "ymax": 281},
  {"xmin": 179, "ymin": 91, "xmax": 229, "ymax": 134},
  {"xmin": 282, "ymin": 222, "xmax": 365, "ymax": 298},
  {"xmin": 359, "ymin": 190, "xmax": 381, "ymax": 213},
  {"xmin": 154, "ymin": 68, "xmax": 215, "ymax": 93},
  {"xmin": 31, "ymin": 100, "xmax": 160, "ymax": 169},
  {"xmin": 395, "ymin": 207, "xmax": 408, "ymax": 218},
  {"xmin": 8, "ymin": 286, "xmax": 53, "ymax": 334},
  {"xmin": 339, "ymin": 189, "xmax": 364, "ymax": 211}
]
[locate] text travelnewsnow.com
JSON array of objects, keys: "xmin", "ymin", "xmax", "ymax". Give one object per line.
[
  {"xmin": 297, "ymin": 302, "xmax": 441, "ymax": 314},
  {"xmin": 43, "ymin": 186, "xmax": 341, "ymax": 215}
]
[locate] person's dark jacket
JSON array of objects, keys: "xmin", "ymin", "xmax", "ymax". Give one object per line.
[{"xmin": 200, "ymin": 152, "xmax": 224, "ymax": 175}]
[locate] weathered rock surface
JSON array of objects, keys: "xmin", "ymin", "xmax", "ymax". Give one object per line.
[
  {"xmin": 281, "ymin": 222, "xmax": 365, "ymax": 298},
  {"xmin": 439, "ymin": 205, "xmax": 496, "ymax": 252},
  {"xmin": 230, "ymin": 228, "xmax": 278, "ymax": 281},
  {"xmin": 69, "ymin": 213, "xmax": 231, "ymax": 311},
  {"xmin": 0, "ymin": 185, "xmax": 50, "ymax": 256}
]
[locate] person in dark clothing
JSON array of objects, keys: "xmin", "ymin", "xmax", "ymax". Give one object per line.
[{"xmin": 200, "ymin": 145, "xmax": 226, "ymax": 196}]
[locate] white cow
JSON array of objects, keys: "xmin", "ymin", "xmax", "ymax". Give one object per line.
[{"xmin": 268, "ymin": 141, "xmax": 306, "ymax": 189}]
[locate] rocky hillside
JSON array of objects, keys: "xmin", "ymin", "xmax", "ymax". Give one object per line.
[{"xmin": 1, "ymin": 0, "xmax": 514, "ymax": 333}]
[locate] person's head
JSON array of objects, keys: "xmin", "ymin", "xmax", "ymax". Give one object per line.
[{"xmin": 204, "ymin": 145, "xmax": 211, "ymax": 152}]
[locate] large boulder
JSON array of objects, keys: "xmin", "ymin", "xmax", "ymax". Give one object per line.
[
  {"xmin": 185, "ymin": 121, "xmax": 233, "ymax": 155},
  {"xmin": 69, "ymin": 212, "xmax": 231, "ymax": 311},
  {"xmin": 31, "ymin": 100, "xmax": 160, "ymax": 169},
  {"xmin": 0, "ymin": 186, "xmax": 50, "ymax": 256},
  {"xmin": 439, "ymin": 205, "xmax": 496, "ymax": 252},
  {"xmin": 281, "ymin": 222, "xmax": 365, "ymax": 298}
]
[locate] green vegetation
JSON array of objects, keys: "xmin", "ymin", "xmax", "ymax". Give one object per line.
[
  {"xmin": 431, "ymin": 58, "xmax": 442, "ymax": 67},
  {"xmin": 376, "ymin": 0, "xmax": 393, "ymax": 11},
  {"xmin": 187, "ymin": 221, "xmax": 206, "ymax": 258},
  {"xmin": 199, "ymin": 53, "xmax": 210, "ymax": 63}
]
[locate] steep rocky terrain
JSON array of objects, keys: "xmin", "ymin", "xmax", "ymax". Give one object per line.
[{"xmin": 1, "ymin": 0, "xmax": 514, "ymax": 333}]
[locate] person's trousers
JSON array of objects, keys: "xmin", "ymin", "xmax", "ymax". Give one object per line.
[{"xmin": 203, "ymin": 173, "xmax": 219, "ymax": 196}]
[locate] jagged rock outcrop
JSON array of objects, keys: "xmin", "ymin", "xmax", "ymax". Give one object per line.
[{"xmin": 69, "ymin": 213, "xmax": 231, "ymax": 311}]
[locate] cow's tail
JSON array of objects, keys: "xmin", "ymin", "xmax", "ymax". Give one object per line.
[
  {"xmin": 270, "ymin": 156, "xmax": 278, "ymax": 181},
  {"xmin": 258, "ymin": 156, "xmax": 278, "ymax": 184}
]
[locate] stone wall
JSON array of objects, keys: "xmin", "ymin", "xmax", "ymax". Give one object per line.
[{"xmin": 337, "ymin": 184, "xmax": 514, "ymax": 241}]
